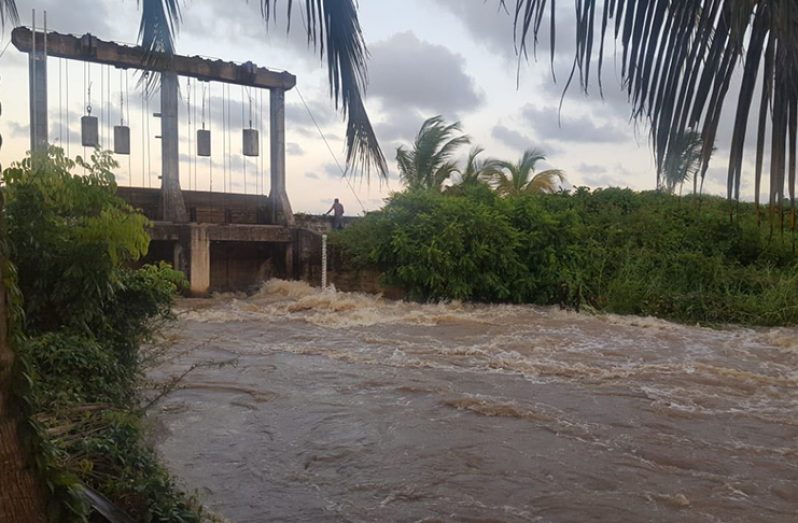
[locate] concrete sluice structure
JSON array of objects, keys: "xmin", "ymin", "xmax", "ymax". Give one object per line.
[
  {"xmin": 12, "ymin": 25, "xmax": 329, "ymax": 296},
  {"xmin": 117, "ymin": 187, "xmax": 322, "ymax": 296}
]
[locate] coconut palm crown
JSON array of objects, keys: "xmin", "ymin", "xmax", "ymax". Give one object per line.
[
  {"xmin": 493, "ymin": 149, "xmax": 564, "ymax": 196},
  {"xmin": 396, "ymin": 116, "xmax": 471, "ymax": 191},
  {"xmin": 506, "ymin": 0, "xmax": 798, "ymax": 208},
  {"xmin": 453, "ymin": 146, "xmax": 502, "ymax": 187}
]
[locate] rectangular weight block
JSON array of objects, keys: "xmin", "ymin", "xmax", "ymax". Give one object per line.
[
  {"xmin": 243, "ymin": 128, "xmax": 259, "ymax": 157},
  {"xmin": 197, "ymin": 129, "xmax": 211, "ymax": 157},
  {"xmin": 81, "ymin": 115, "xmax": 99, "ymax": 147},
  {"xmin": 114, "ymin": 125, "xmax": 130, "ymax": 155}
]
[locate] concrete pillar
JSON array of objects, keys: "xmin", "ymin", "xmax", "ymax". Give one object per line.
[
  {"xmin": 28, "ymin": 48, "xmax": 48, "ymax": 154},
  {"xmin": 160, "ymin": 72, "xmax": 187, "ymax": 223},
  {"xmin": 269, "ymin": 88, "xmax": 294, "ymax": 226},
  {"xmin": 188, "ymin": 225, "xmax": 210, "ymax": 296}
]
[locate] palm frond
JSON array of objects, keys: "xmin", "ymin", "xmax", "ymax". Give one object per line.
[
  {"xmin": 137, "ymin": 0, "xmax": 181, "ymax": 56},
  {"xmin": 0, "ymin": 0, "xmax": 19, "ymax": 29},
  {"xmin": 526, "ymin": 169, "xmax": 564, "ymax": 193},
  {"xmin": 456, "ymin": 146, "xmax": 502, "ymax": 185},
  {"xmin": 259, "ymin": 0, "xmax": 387, "ymax": 178},
  {"xmin": 494, "ymin": 148, "xmax": 563, "ymax": 196},
  {"xmin": 506, "ymin": 0, "xmax": 798, "ymax": 209},
  {"xmin": 663, "ymin": 130, "xmax": 704, "ymax": 194},
  {"xmin": 396, "ymin": 116, "xmax": 470, "ymax": 190}
]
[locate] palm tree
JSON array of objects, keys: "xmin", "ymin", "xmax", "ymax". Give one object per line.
[
  {"xmin": 453, "ymin": 146, "xmax": 502, "ymax": 187},
  {"xmin": 0, "ymin": 0, "xmax": 387, "ymax": 177},
  {"xmin": 493, "ymin": 148, "xmax": 564, "ymax": 196},
  {"xmin": 662, "ymin": 130, "xmax": 705, "ymax": 195},
  {"xmin": 507, "ymin": 0, "xmax": 797, "ymax": 208},
  {"xmin": 396, "ymin": 116, "xmax": 470, "ymax": 191}
]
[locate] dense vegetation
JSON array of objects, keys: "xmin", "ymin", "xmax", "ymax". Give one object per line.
[
  {"xmin": 2, "ymin": 148, "xmax": 201, "ymax": 521},
  {"xmin": 334, "ymin": 185, "xmax": 798, "ymax": 326}
]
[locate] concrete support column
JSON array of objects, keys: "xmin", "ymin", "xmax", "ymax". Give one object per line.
[
  {"xmin": 160, "ymin": 72, "xmax": 187, "ymax": 223},
  {"xmin": 187, "ymin": 225, "xmax": 210, "ymax": 296},
  {"xmin": 28, "ymin": 49, "xmax": 48, "ymax": 154},
  {"xmin": 269, "ymin": 88, "xmax": 294, "ymax": 226}
]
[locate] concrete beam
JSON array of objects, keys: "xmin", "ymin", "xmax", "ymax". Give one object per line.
[
  {"xmin": 148, "ymin": 222, "xmax": 293, "ymax": 243},
  {"xmin": 12, "ymin": 28, "xmax": 296, "ymax": 90}
]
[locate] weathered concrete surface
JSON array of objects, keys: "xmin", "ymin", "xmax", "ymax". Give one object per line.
[
  {"xmin": 160, "ymin": 72, "xmax": 188, "ymax": 223},
  {"xmin": 28, "ymin": 46, "xmax": 47, "ymax": 154},
  {"xmin": 118, "ymin": 187, "xmax": 270, "ymax": 225},
  {"xmin": 294, "ymin": 214, "xmax": 359, "ymax": 234},
  {"xmin": 188, "ymin": 226, "xmax": 211, "ymax": 296},
  {"xmin": 269, "ymin": 89, "xmax": 294, "ymax": 226},
  {"xmin": 148, "ymin": 223, "xmax": 292, "ymax": 243}
]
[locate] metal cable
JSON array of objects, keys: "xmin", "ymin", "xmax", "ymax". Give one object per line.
[{"xmin": 294, "ymin": 86, "xmax": 367, "ymax": 214}]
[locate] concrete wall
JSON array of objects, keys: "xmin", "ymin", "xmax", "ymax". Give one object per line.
[
  {"xmin": 293, "ymin": 227, "xmax": 404, "ymax": 298},
  {"xmin": 294, "ymin": 214, "xmax": 359, "ymax": 234},
  {"xmin": 210, "ymin": 242, "xmax": 283, "ymax": 292},
  {"xmin": 118, "ymin": 187, "xmax": 270, "ymax": 225}
]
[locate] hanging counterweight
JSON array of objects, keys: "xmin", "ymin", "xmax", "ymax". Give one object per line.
[
  {"xmin": 82, "ymin": 78, "xmax": 98, "ymax": 147},
  {"xmin": 114, "ymin": 125, "xmax": 130, "ymax": 154},
  {"xmin": 242, "ymin": 90, "xmax": 259, "ymax": 157},
  {"xmin": 243, "ymin": 127, "xmax": 259, "ymax": 157},
  {"xmin": 197, "ymin": 129, "xmax": 211, "ymax": 157},
  {"xmin": 81, "ymin": 114, "xmax": 99, "ymax": 147},
  {"xmin": 114, "ymin": 72, "xmax": 130, "ymax": 155}
]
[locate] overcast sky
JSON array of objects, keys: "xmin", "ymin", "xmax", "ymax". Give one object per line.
[{"xmin": 0, "ymin": 0, "xmax": 769, "ymax": 213}]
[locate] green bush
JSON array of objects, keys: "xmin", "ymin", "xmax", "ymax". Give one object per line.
[
  {"xmin": 334, "ymin": 186, "xmax": 798, "ymax": 326},
  {"xmin": 22, "ymin": 333, "xmax": 126, "ymax": 408},
  {"xmin": 2, "ymin": 147, "xmax": 149, "ymax": 335},
  {"xmin": 3, "ymin": 148, "xmax": 198, "ymax": 522},
  {"xmin": 336, "ymin": 190, "xmax": 526, "ymax": 301}
]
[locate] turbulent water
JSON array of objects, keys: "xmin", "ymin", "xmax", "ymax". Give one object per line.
[{"xmin": 148, "ymin": 280, "xmax": 798, "ymax": 522}]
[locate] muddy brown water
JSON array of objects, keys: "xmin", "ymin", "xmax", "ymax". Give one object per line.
[{"xmin": 148, "ymin": 280, "xmax": 798, "ymax": 522}]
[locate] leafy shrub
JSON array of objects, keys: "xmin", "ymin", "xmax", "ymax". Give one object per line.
[
  {"xmin": 2, "ymin": 147, "xmax": 149, "ymax": 334},
  {"xmin": 334, "ymin": 186, "xmax": 798, "ymax": 325},
  {"xmin": 3, "ymin": 148, "xmax": 198, "ymax": 521},
  {"xmin": 336, "ymin": 190, "xmax": 526, "ymax": 301},
  {"xmin": 22, "ymin": 333, "xmax": 126, "ymax": 407}
]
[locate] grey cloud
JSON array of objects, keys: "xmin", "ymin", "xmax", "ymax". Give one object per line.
[
  {"xmin": 580, "ymin": 163, "xmax": 643, "ymax": 188},
  {"xmin": 6, "ymin": 121, "xmax": 27, "ymax": 139},
  {"xmin": 368, "ymin": 32, "xmax": 483, "ymax": 115},
  {"xmin": 17, "ymin": 0, "xmax": 115, "ymax": 39},
  {"xmin": 522, "ymin": 104, "xmax": 628, "ymax": 144},
  {"xmin": 304, "ymin": 172, "xmax": 319, "ymax": 180},
  {"xmin": 491, "ymin": 125, "xmax": 531, "ymax": 151},
  {"xmin": 374, "ymin": 108, "xmax": 427, "ymax": 144},
  {"xmin": 324, "ymin": 163, "xmax": 345, "ymax": 180},
  {"xmin": 286, "ymin": 99, "xmax": 337, "ymax": 129},
  {"xmin": 433, "ymin": 0, "xmax": 516, "ymax": 58},
  {"xmin": 287, "ymin": 142, "xmax": 305, "ymax": 156},
  {"xmin": 435, "ymin": 0, "xmax": 579, "ymax": 63},
  {"xmin": 582, "ymin": 171, "xmax": 630, "ymax": 188},
  {"xmin": 179, "ymin": 0, "xmax": 314, "ymax": 62},
  {"xmin": 491, "ymin": 124, "xmax": 562, "ymax": 156},
  {"xmin": 577, "ymin": 163, "xmax": 607, "ymax": 175}
]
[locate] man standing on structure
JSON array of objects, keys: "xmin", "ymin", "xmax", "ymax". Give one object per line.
[{"xmin": 325, "ymin": 198, "xmax": 345, "ymax": 230}]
